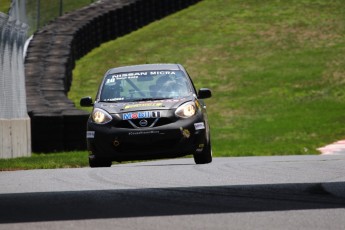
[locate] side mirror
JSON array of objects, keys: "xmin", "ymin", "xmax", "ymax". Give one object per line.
[
  {"xmin": 198, "ymin": 88, "xmax": 212, "ymax": 99},
  {"xmin": 80, "ymin": 96, "xmax": 93, "ymax": 107}
]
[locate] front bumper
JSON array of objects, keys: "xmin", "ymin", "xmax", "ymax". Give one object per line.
[{"xmin": 86, "ymin": 115, "xmax": 207, "ymax": 162}]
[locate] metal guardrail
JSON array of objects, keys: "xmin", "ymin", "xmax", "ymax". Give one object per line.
[
  {"xmin": 0, "ymin": 12, "xmax": 31, "ymax": 158},
  {"xmin": 0, "ymin": 12, "xmax": 28, "ymax": 119},
  {"xmin": 9, "ymin": 0, "xmax": 96, "ymax": 35}
]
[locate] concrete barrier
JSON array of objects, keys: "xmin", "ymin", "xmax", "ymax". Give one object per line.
[{"xmin": 0, "ymin": 118, "xmax": 31, "ymax": 158}]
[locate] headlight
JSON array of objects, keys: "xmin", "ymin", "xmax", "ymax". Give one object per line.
[
  {"xmin": 92, "ymin": 108, "xmax": 112, "ymax": 124},
  {"xmin": 175, "ymin": 102, "xmax": 196, "ymax": 118}
]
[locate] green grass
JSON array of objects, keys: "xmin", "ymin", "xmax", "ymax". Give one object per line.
[
  {"xmin": 2, "ymin": 0, "xmax": 345, "ymax": 170},
  {"xmin": 0, "ymin": 152, "xmax": 88, "ymax": 171},
  {"xmin": 0, "ymin": 0, "xmax": 11, "ymax": 13}
]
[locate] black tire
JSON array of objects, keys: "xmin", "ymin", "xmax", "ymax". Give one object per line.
[
  {"xmin": 89, "ymin": 156, "xmax": 112, "ymax": 168},
  {"xmin": 193, "ymin": 142, "xmax": 212, "ymax": 164}
]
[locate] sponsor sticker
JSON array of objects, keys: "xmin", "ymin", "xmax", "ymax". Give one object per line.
[
  {"xmin": 196, "ymin": 148, "xmax": 203, "ymax": 152},
  {"xmin": 128, "ymin": 131, "xmax": 160, "ymax": 135},
  {"xmin": 150, "ymin": 71, "xmax": 176, "ymax": 75},
  {"xmin": 180, "ymin": 127, "xmax": 191, "ymax": 138},
  {"xmin": 195, "ymin": 100, "xmax": 201, "ymax": 109},
  {"xmin": 108, "ymin": 72, "xmax": 148, "ymax": 82},
  {"xmin": 107, "ymin": 71, "xmax": 176, "ymax": 83},
  {"xmin": 103, "ymin": 97, "xmax": 124, "ymax": 101},
  {"xmin": 123, "ymin": 111, "xmax": 160, "ymax": 120},
  {"xmin": 87, "ymin": 131, "xmax": 95, "ymax": 138},
  {"xmin": 124, "ymin": 103, "xmax": 163, "ymax": 109},
  {"xmin": 194, "ymin": 122, "xmax": 205, "ymax": 130}
]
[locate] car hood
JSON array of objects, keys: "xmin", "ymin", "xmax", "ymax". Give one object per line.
[{"xmin": 96, "ymin": 96, "xmax": 194, "ymax": 114}]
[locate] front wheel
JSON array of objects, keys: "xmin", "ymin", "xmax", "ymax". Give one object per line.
[
  {"xmin": 89, "ymin": 156, "xmax": 112, "ymax": 168},
  {"xmin": 193, "ymin": 142, "xmax": 212, "ymax": 164}
]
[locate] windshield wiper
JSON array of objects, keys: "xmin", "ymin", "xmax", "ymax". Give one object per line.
[
  {"xmin": 130, "ymin": 97, "xmax": 174, "ymax": 102},
  {"xmin": 99, "ymin": 100, "xmax": 124, "ymax": 103}
]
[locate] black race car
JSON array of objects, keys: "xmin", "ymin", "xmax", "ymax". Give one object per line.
[{"xmin": 80, "ymin": 63, "xmax": 212, "ymax": 167}]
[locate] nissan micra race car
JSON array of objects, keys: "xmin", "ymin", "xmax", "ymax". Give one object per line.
[{"xmin": 80, "ymin": 64, "xmax": 212, "ymax": 167}]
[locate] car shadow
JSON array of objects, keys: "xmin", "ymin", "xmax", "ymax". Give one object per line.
[{"xmin": 1, "ymin": 182, "xmax": 345, "ymax": 223}]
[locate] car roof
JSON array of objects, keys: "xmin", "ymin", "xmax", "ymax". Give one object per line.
[{"xmin": 106, "ymin": 63, "xmax": 184, "ymax": 75}]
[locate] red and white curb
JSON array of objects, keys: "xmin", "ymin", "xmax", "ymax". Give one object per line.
[{"xmin": 318, "ymin": 140, "xmax": 345, "ymax": 155}]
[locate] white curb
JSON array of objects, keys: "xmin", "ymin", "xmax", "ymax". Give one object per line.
[{"xmin": 318, "ymin": 140, "xmax": 345, "ymax": 155}]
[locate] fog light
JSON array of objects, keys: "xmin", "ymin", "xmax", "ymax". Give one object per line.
[{"xmin": 113, "ymin": 139, "xmax": 120, "ymax": 147}]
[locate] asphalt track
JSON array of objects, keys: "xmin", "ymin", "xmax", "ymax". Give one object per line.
[{"xmin": 1, "ymin": 155, "xmax": 345, "ymax": 230}]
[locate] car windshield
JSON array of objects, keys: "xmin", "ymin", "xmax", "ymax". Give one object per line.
[{"xmin": 99, "ymin": 70, "xmax": 193, "ymax": 102}]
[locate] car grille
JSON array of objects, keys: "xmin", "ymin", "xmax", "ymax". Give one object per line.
[
  {"xmin": 114, "ymin": 118, "xmax": 172, "ymax": 129},
  {"xmin": 117, "ymin": 137, "xmax": 181, "ymax": 152}
]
